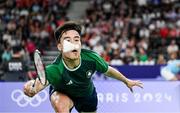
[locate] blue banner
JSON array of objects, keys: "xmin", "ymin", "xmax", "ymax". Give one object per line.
[
  {"xmin": 0, "ymin": 81, "xmax": 180, "ymax": 113},
  {"xmin": 112, "ymin": 65, "xmax": 164, "ymax": 79}
]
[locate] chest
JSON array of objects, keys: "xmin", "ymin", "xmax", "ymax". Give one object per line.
[{"xmin": 62, "ymin": 60, "xmax": 96, "ymax": 85}]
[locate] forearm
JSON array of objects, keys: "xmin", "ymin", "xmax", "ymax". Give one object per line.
[{"xmin": 104, "ymin": 66, "xmax": 129, "ymax": 84}]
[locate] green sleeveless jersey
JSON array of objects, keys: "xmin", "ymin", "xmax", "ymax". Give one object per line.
[{"xmin": 45, "ymin": 49, "xmax": 108, "ymax": 97}]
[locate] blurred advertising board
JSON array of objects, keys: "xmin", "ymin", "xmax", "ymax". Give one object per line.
[{"xmin": 0, "ymin": 81, "xmax": 180, "ymax": 113}]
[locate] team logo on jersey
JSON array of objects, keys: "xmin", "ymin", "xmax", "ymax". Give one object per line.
[
  {"xmin": 86, "ymin": 70, "xmax": 93, "ymax": 78},
  {"xmin": 66, "ymin": 80, "xmax": 73, "ymax": 85}
]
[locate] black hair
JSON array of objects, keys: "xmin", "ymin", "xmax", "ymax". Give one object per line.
[
  {"xmin": 12, "ymin": 45, "xmax": 21, "ymax": 54},
  {"xmin": 54, "ymin": 21, "xmax": 81, "ymax": 43}
]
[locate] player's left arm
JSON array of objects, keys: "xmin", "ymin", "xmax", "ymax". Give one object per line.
[{"xmin": 104, "ymin": 66, "xmax": 143, "ymax": 92}]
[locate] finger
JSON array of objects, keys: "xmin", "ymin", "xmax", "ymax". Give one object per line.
[
  {"xmin": 31, "ymin": 85, "xmax": 36, "ymax": 94},
  {"xmin": 135, "ymin": 81, "xmax": 143, "ymax": 88},
  {"xmin": 134, "ymin": 82, "xmax": 143, "ymax": 88},
  {"xmin": 130, "ymin": 88, "xmax": 133, "ymax": 93},
  {"xmin": 23, "ymin": 85, "xmax": 31, "ymax": 96},
  {"xmin": 24, "ymin": 88, "xmax": 32, "ymax": 97},
  {"xmin": 29, "ymin": 80, "xmax": 35, "ymax": 86},
  {"xmin": 23, "ymin": 89, "xmax": 28, "ymax": 96},
  {"xmin": 24, "ymin": 83, "xmax": 34, "ymax": 97},
  {"xmin": 135, "ymin": 80, "xmax": 143, "ymax": 84},
  {"xmin": 23, "ymin": 84, "xmax": 29, "ymax": 94},
  {"xmin": 27, "ymin": 88, "xmax": 35, "ymax": 97},
  {"xmin": 23, "ymin": 83, "xmax": 28, "ymax": 90},
  {"xmin": 137, "ymin": 83, "xmax": 143, "ymax": 89}
]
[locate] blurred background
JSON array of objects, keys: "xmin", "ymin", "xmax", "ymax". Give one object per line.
[{"xmin": 0, "ymin": 0, "xmax": 180, "ymax": 112}]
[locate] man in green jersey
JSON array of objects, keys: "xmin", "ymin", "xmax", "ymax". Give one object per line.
[{"xmin": 24, "ymin": 21, "xmax": 143, "ymax": 113}]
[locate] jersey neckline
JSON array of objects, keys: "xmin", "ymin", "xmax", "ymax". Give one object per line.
[{"xmin": 62, "ymin": 56, "xmax": 81, "ymax": 71}]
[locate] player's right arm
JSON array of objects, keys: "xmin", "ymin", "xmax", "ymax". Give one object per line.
[
  {"xmin": 23, "ymin": 63, "xmax": 62, "ymax": 97},
  {"xmin": 23, "ymin": 78, "xmax": 49, "ymax": 97}
]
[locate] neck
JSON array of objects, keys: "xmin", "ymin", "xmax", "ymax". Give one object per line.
[{"xmin": 62, "ymin": 57, "xmax": 80, "ymax": 69}]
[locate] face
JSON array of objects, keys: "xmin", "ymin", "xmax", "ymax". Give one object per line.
[
  {"xmin": 57, "ymin": 30, "xmax": 81, "ymax": 60},
  {"xmin": 170, "ymin": 52, "xmax": 177, "ymax": 60}
]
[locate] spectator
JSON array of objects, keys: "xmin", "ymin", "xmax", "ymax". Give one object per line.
[
  {"xmin": 160, "ymin": 59, "xmax": 180, "ymax": 81},
  {"xmin": 110, "ymin": 49, "xmax": 124, "ymax": 66},
  {"xmin": 1, "ymin": 46, "xmax": 11, "ymax": 62},
  {"xmin": 137, "ymin": 47, "xmax": 148, "ymax": 62},
  {"xmin": 145, "ymin": 56, "xmax": 155, "ymax": 65},
  {"xmin": 2, "ymin": 46, "xmax": 28, "ymax": 81},
  {"xmin": 123, "ymin": 47, "xmax": 135, "ymax": 64},
  {"xmin": 93, "ymin": 42, "xmax": 104, "ymax": 55},
  {"xmin": 25, "ymin": 39, "xmax": 36, "ymax": 61},
  {"xmin": 0, "ymin": 0, "xmax": 179, "ymax": 71},
  {"xmin": 101, "ymin": 51, "xmax": 111, "ymax": 63},
  {"xmin": 159, "ymin": 26, "xmax": 169, "ymax": 39},
  {"xmin": 156, "ymin": 54, "xmax": 167, "ymax": 64},
  {"xmin": 167, "ymin": 52, "xmax": 178, "ymax": 63},
  {"xmin": 167, "ymin": 40, "xmax": 179, "ymax": 55}
]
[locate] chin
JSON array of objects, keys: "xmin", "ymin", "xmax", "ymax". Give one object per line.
[
  {"xmin": 64, "ymin": 52, "xmax": 80, "ymax": 60},
  {"xmin": 67, "ymin": 56, "xmax": 79, "ymax": 60},
  {"xmin": 70, "ymin": 57, "xmax": 79, "ymax": 60}
]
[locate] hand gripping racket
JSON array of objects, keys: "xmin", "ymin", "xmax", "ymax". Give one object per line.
[{"xmin": 32, "ymin": 49, "xmax": 47, "ymax": 88}]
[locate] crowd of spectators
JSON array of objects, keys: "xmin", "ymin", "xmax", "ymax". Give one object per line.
[
  {"xmin": 0, "ymin": 0, "xmax": 70, "ymax": 81},
  {"xmin": 0, "ymin": 0, "xmax": 180, "ymax": 81},
  {"xmin": 80, "ymin": 0, "xmax": 180, "ymax": 66}
]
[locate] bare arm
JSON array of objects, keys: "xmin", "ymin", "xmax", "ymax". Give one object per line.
[
  {"xmin": 23, "ymin": 78, "xmax": 49, "ymax": 97},
  {"xmin": 104, "ymin": 66, "xmax": 143, "ymax": 92}
]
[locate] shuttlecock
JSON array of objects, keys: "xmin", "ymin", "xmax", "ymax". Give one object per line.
[{"xmin": 63, "ymin": 40, "xmax": 80, "ymax": 52}]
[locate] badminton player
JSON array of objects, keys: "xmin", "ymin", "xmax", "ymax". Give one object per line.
[{"xmin": 24, "ymin": 21, "xmax": 143, "ymax": 113}]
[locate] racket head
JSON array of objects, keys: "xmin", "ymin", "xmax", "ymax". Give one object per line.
[{"xmin": 33, "ymin": 49, "xmax": 47, "ymax": 86}]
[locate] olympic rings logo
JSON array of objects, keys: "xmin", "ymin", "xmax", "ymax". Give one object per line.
[{"xmin": 11, "ymin": 89, "xmax": 48, "ymax": 107}]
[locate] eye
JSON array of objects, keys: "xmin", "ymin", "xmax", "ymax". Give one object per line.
[
  {"xmin": 75, "ymin": 39, "xmax": 79, "ymax": 42},
  {"xmin": 66, "ymin": 39, "xmax": 70, "ymax": 42}
]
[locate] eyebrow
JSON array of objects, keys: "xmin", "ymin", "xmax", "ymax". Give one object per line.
[
  {"xmin": 63, "ymin": 35, "xmax": 80, "ymax": 40},
  {"xmin": 74, "ymin": 36, "xmax": 80, "ymax": 39},
  {"xmin": 63, "ymin": 37, "xmax": 70, "ymax": 40}
]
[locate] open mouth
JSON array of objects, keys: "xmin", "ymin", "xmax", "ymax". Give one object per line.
[{"xmin": 72, "ymin": 50, "xmax": 78, "ymax": 52}]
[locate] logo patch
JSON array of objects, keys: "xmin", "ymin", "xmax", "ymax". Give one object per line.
[
  {"xmin": 86, "ymin": 70, "xmax": 93, "ymax": 78},
  {"xmin": 66, "ymin": 80, "xmax": 73, "ymax": 85}
]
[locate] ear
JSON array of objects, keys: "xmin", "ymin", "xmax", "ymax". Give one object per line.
[{"xmin": 57, "ymin": 43, "xmax": 62, "ymax": 51}]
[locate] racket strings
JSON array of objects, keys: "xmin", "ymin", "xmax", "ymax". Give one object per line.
[{"xmin": 34, "ymin": 51, "xmax": 46, "ymax": 85}]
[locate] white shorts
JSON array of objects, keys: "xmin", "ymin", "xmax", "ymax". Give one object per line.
[{"xmin": 160, "ymin": 67, "xmax": 175, "ymax": 80}]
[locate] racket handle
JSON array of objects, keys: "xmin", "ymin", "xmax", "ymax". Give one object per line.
[
  {"xmin": 31, "ymin": 79, "xmax": 37, "ymax": 94},
  {"xmin": 32, "ymin": 78, "xmax": 36, "ymax": 87}
]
